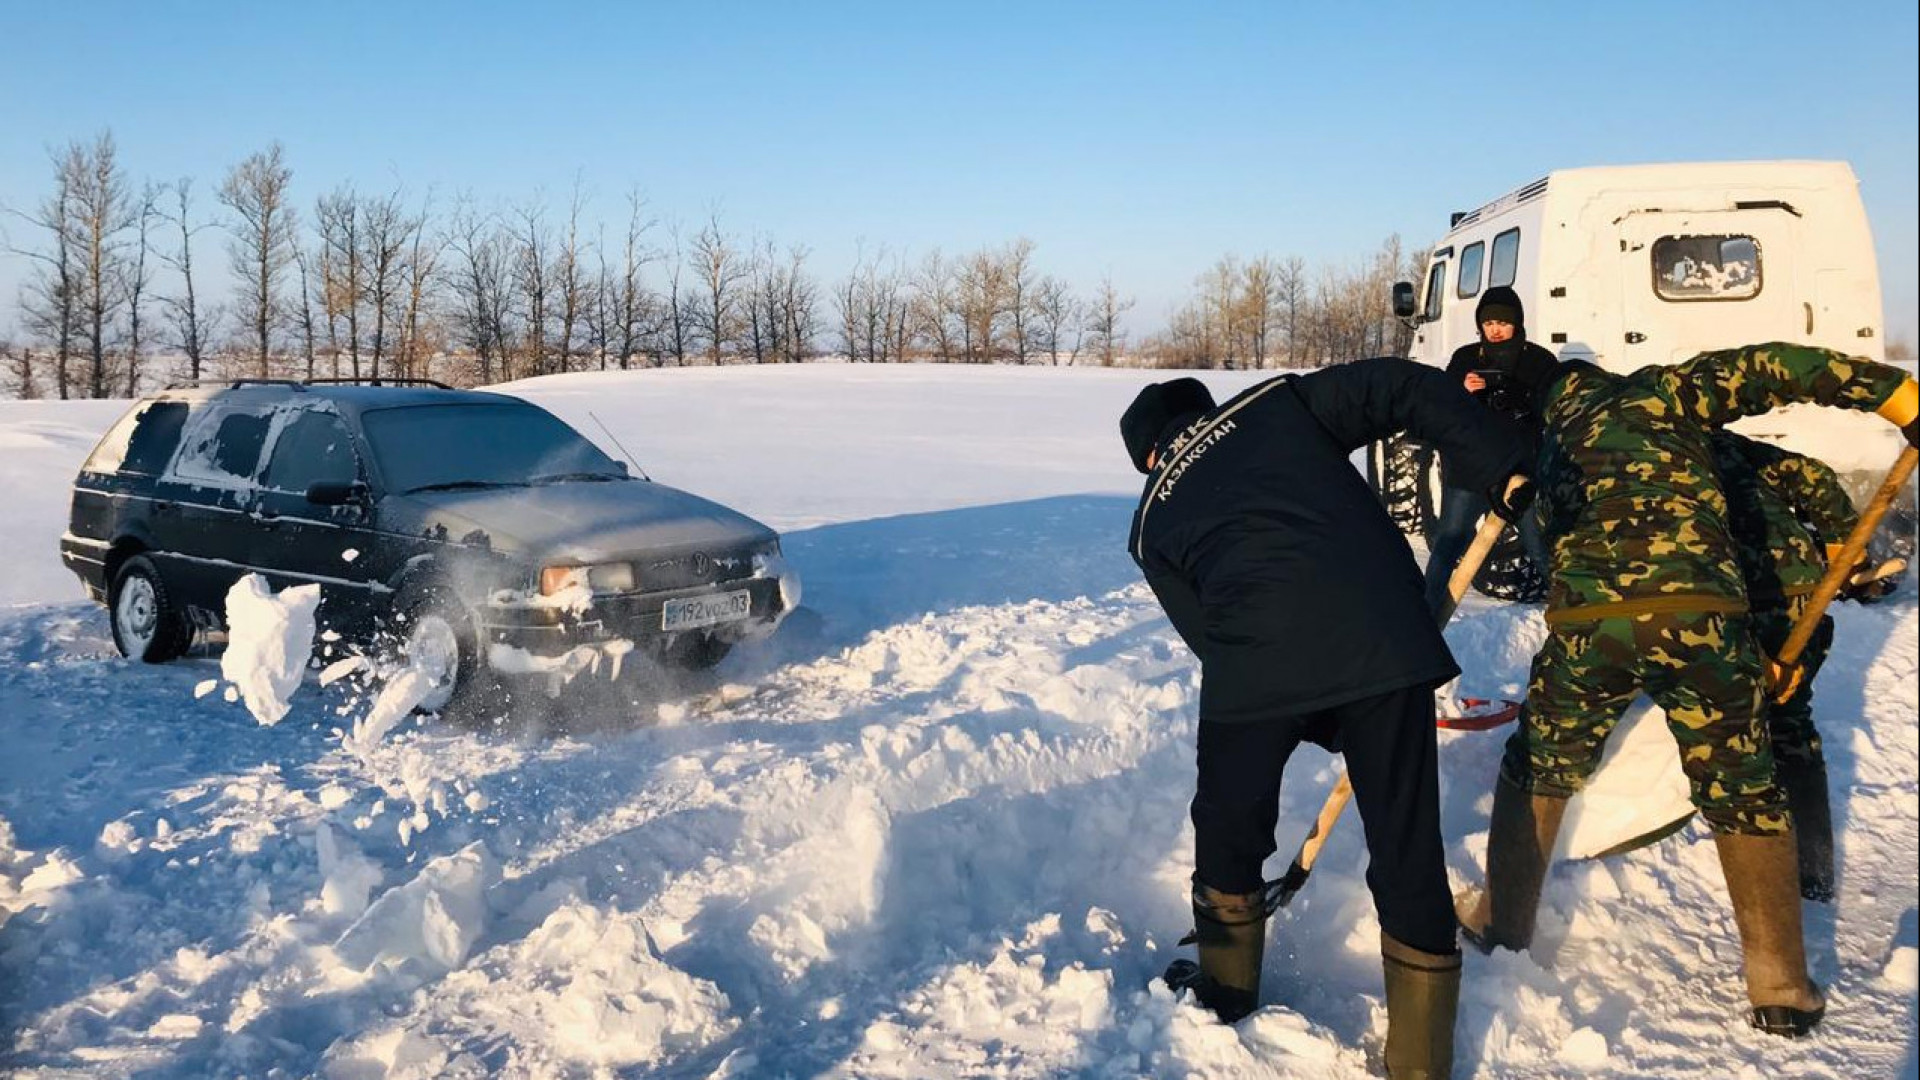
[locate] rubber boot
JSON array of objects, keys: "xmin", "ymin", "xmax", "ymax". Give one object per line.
[
  {"xmin": 1166, "ymin": 882, "xmax": 1268, "ymax": 1023},
  {"xmin": 1382, "ymin": 932, "xmax": 1461, "ymax": 1080},
  {"xmin": 1774, "ymin": 755, "xmax": 1835, "ymax": 902},
  {"xmin": 1714, "ymin": 829, "xmax": 1826, "ymax": 1037},
  {"xmin": 1456, "ymin": 773, "xmax": 1568, "ymax": 954}
]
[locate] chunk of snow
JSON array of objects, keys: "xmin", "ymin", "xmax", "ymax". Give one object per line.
[
  {"xmin": 332, "ymin": 842, "xmax": 496, "ymax": 978},
  {"xmin": 219, "ymin": 575, "xmax": 320, "ymax": 726}
]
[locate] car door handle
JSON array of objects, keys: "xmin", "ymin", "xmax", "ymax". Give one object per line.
[
  {"xmin": 1625, "ymin": 331, "xmax": 1647, "ymax": 344},
  {"xmin": 153, "ymin": 499, "xmax": 177, "ymax": 515}
]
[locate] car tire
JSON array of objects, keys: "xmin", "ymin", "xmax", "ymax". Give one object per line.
[
  {"xmin": 110, "ymin": 554, "xmax": 192, "ymax": 663},
  {"xmin": 392, "ymin": 583, "xmax": 500, "ymax": 721}
]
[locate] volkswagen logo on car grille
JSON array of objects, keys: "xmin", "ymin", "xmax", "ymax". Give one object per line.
[{"xmin": 691, "ymin": 552, "xmax": 712, "ymax": 578}]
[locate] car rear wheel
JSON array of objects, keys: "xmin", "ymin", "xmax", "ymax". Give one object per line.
[{"xmin": 111, "ymin": 554, "xmax": 192, "ymax": 663}]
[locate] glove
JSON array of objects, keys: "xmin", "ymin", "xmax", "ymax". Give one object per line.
[
  {"xmin": 1764, "ymin": 652, "xmax": 1805, "ymax": 705},
  {"xmin": 1839, "ymin": 556, "xmax": 1907, "ymax": 602},
  {"xmin": 1486, "ymin": 474, "xmax": 1536, "ymax": 524},
  {"xmin": 1876, "ymin": 378, "xmax": 1917, "ymax": 446}
]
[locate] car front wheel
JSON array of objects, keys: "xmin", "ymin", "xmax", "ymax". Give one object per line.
[{"xmin": 111, "ymin": 554, "xmax": 192, "ymax": 663}]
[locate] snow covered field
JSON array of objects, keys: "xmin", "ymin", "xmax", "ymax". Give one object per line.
[{"xmin": 0, "ymin": 364, "xmax": 1914, "ymax": 1079}]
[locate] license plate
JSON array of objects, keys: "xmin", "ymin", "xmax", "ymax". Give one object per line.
[{"xmin": 662, "ymin": 589, "xmax": 752, "ymax": 632}]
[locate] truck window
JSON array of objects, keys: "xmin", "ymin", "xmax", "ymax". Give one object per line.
[
  {"xmin": 1652, "ymin": 234, "xmax": 1761, "ymax": 301},
  {"xmin": 263, "ymin": 410, "xmax": 360, "ymax": 492},
  {"xmin": 83, "ymin": 400, "xmax": 189, "ymax": 475},
  {"xmin": 1423, "ymin": 259, "xmax": 1448, "ymax": 322},
  {"xmin": 1456, "ymin": 243, "xmax": 1485, "ymax": 299},
  {"xmin": 1489, "ymin": 228, "xmax": 1520, "ymax": 288}
]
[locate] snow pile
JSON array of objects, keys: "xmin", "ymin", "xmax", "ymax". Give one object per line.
[
  {"xmin": 216, "ymin": 574, "xmax": 320, "ymax": 726},
  {"xmin": 0, "ymin": 366, "xmax": 1913, "ymax": 1078}
]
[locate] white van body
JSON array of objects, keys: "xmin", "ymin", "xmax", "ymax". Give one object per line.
[{"xmin": 1405, "ymin": 160, "xmax": 1898, "ymax": 470}]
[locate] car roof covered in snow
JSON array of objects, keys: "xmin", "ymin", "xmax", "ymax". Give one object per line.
[{"xmin": 147, "ymin": 380, "xmax": 528, "ymax": 417}]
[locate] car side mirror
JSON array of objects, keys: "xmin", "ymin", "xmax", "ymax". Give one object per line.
[
  {"xmin": 306, "ymin": 480, "xmax": 370, "ymax": 506},
  {"xmin": 1391, "ymin": 281, "xmax": 1419, "ymax": 319},
  {"xmin": 615, "ymin": 460, "xmax": 630, "ymax": 477}
]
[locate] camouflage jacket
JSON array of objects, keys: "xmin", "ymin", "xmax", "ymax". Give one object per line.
[
  {"xmin": 1711, "ymin": 431, "xmax": 1858, "ymax": 611},
  {"xmin": 1534, "ymin": 343, "xmax": 1906, "ymax": 623}
]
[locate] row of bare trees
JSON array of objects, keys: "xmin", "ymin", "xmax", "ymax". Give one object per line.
[{"xmin": 2, "ymin": 132, "xmax": 1426, "ymax": 398}]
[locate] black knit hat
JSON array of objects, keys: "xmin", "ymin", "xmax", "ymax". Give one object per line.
[
  {"xmin": 1120, "ymin": 377, "xmax": 1215, "ymax": 473},
  {"xmin": 1475, "ymin": 285, "xmax": 1524, "ymax": 334}
]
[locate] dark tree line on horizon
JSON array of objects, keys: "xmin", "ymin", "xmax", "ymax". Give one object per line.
[{"xmin": 1, "ymin": 132, "xmax": 1433, "ymax": 399}]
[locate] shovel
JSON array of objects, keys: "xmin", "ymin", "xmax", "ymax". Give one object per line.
[{"xmin": 1768, "ymin": 443, "xmax": 1918, "ymax": 701}]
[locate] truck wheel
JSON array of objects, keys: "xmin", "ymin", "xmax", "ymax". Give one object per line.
[
  {"xmin": 1470, "ymin": 528, "xmax": 1549, "ymax": 603},
  {"xmin": 110, "ymin": 554, "xmax": 192, "ymax": 662},
  {"xmin": 1369, "ymin": 435, "xmax": 1440, "ymax": 537}
]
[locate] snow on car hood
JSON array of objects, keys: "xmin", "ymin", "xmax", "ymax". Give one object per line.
[{"xmin": 388, "ymin": 479, "xmax": 775, "ymax": 563}]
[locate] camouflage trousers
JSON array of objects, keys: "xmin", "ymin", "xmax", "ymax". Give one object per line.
[
  {"xmin": 1502, "ymin": 610, "xmax": 1789, "ymax": 835},
  {"xmin": 1753, "ymin": 595, "xmax": 1832, "ymax": 768}
]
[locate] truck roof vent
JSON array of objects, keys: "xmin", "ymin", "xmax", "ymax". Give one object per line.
[{"xmin": 1515, "ymin": 177, "xmax": 1550, "ymax": 202}]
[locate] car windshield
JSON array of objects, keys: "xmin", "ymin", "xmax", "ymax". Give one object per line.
[{"xmin": 362, "ymin": 403, "xmax": 625, "ymax": 494}]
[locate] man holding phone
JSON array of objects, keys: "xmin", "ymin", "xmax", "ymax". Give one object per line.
[{"xmin": 1423, "ymin": 285, "xmax": 1559, "ymax": 614}]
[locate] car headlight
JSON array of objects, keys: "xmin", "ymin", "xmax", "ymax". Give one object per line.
[{"xmin": 539, "ymin": 562, "xmax": 635, "ymax": 596}]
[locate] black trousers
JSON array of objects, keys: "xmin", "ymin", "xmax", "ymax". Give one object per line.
[{"xmin": 1191, "ymin": 685, "xmax": 1455, "ymax": 955}]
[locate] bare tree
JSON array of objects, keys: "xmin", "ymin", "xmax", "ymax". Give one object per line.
[
  {"xmin": 315, "ymin": 186, "xmax": 364, "ymax": 377},
  {"xmin": 690, "ymin": 213, "xmax": 745, "ymax": 364},
  {"xmin": 397, "ymin": 197, "xmax": 441, "ymax": 380},
  {"xmin": 1031, "ymin": 275, "xmax": 1082, "ymax": 366},
  {"xmin": 64, "ymin": 133, "xmax": 135, "ymax": 397},
  {"xmin": 611, "ymin": 188, "xmax": 656, "ymax": 370},
  {"xmin": 911, "ymin": 250, "xmax": 958, "ymax": 363},
  {"xmin": 123, "ymin": 182, "xmax": 160, "ymax": 395},
  {"xmin": 7, "ymin": 154, "xmax": 79, "ymax": 398},
  {"xmin": 1003, "ymin": 238, "xmax": 1036, "ymax": 364},
  {"xmin": 291, "ymin": 245, "xmax": 320, "ymax": 379},
  {"xmin": 157, "ymin": 178, "xmax": 219, "ymax": 382},
  {"xmin": 957, "ymin": 248, "xmax": 1006, "ymax": 363},
  {"xmin": 219, "ymin": 143, "xmax": 297, "ymax": 375},
  {"xmin": 551, "ymin": 181, "xmax": 588, "ymax": 374},
  {"xmin": 1240, "ymin": 256, "xmax": 1279, "ymax": 370},
  {"xmin": 513, "ymin": 200, "xmax": 553, "ymax": 378},
  {"xmin": 1275, "ymin": 255, "xmax": 1306, "ymax": 367},
  {"xmin": 662, "ymin": 225, "xmax": 689, "ymax": 366},
  {"xmin": 1084, "ymin": 274, "xmax": 1133, "ymax": 367},
  {"xmin": 359, "ymin": 190, "xmax": 410, "ymax": 380},
  {"xmin": 2, "ymin": 341, "xmax": 35, "ymax": 398},
  {"xmin": 779, "ymin": 246, "xmax": 817, "ymax": 363},
  {"xmin": 445, "ymin": 198, "xmax": 513, "ymax": 385}
]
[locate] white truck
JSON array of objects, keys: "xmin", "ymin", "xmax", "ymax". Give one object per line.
[{"xmin": 1374, "ymin": 160, "xmax": 1911, "ymax": 600}]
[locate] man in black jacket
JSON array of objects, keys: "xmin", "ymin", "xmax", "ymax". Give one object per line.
[
  {"xmin": 1423, "ymin": 285, "xmax": 1558, "ymax": 612},
  {"xmin": 1121, "ymin": 357, "xmax": 1528, "ymax": 1079}
]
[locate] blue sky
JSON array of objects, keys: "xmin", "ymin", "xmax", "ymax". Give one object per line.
[{"xmin": 2, "ymin": 1, "xmax": 1916, "ymax": 343}]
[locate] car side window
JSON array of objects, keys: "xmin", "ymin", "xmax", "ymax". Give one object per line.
[
  {"xmin": 263, "ymin": 411, "xmax": 360, "ymax": 492},
  {"xmin": 172, "ymin": 405, "xmax": 276, "ymax": 486},
  {"xmin": 84, "ymin": 400, "xmax": 189, "ymax": 475},
  {"xmin": 1488, "ymin": 228, "xmax": 1521, "ymax": 288}
]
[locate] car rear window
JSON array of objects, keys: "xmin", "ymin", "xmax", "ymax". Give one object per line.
[
  {"xmin": 84, "ymin": 400, "xmax": 190, "ymax": 475},
  {"xmin": 173, "ymin": 405, "xmax": 275, "ymax": 485},
  {"xmin": 362, "ymin": 403, "xmax": 623, "ymax": 494}
]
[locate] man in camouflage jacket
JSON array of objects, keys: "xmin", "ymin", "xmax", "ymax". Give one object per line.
[
  {"xmin": 1458, "ymin": 341, "xmax": 1919, "ymax": 1039},
  {"xmin": 1711, "ymin": 429, "xmax": 1870, "ymax": 905}
]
